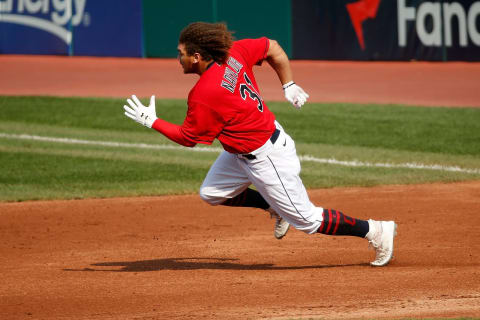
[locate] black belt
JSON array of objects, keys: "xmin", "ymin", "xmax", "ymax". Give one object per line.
[
  {"xmin": 242, "ymin": 128, "xmax": 280, "ymax": 160},
  {"xmin": 270, "ymin": 128, "xmax": 280, "ymax": 144}
]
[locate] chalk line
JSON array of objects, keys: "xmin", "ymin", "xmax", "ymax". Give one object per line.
[{"xmin": 1, "ymin": 133, "xmax": 478, "ymax": 174}]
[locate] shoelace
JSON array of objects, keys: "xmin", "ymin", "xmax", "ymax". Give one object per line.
[{"xmin": 370, "ymin": 243, "xmax": 387, "ymax": 256}]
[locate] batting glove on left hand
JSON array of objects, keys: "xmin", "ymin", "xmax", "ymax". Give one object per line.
[
  {"xmin": 124, "ymin": 95, "xmax": 158, "ymax": 128},
  {"xmin": 283, "ymin": 81, "xmax": 309, "ymax": 109}
]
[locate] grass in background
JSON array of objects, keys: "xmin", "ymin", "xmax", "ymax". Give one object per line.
[{"xmin": 0, "ymin": 95, "xmax": 479, "ymax": 201}]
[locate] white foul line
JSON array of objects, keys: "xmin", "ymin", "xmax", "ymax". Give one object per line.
[
  {"xmin": 1, "ymin": 133, "xmax": 479, "ymax": 174},
  {"xmin": 0, "ymin": 133, "xmax": 223, "ymax": 153},
  {"xmin": 298, "ymin": 155, "xmax": 480, "ymax": 174}
]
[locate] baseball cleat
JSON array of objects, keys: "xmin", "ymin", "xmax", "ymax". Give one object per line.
[
  {"xmin": 268, "ymin": 208, "xmax": 290, "ymax": 239},
  {"xmin": 274, "ymin": 213, "xmax": 290, "ymax": 239},
  {"xmin": 367, "ymin": 220, "xmax": 397, "ymax": 267}
]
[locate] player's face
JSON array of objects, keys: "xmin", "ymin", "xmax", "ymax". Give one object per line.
[{"xmin": 177, "ymin": 43, "xmax": 196, "ymax": 74}]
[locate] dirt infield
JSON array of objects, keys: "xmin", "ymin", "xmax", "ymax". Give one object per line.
[
  {"xmin": 1, "ymin": 182, "xmax": 479, "ymax": 319},
  {"xmin": 1, "ymin": 55, "xmax": 479, "ymax": 319}
]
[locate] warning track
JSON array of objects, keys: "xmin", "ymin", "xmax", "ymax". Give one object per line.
[{"xmin": 1, "ymin": 55, "xmax": 479, "ymax": 107}]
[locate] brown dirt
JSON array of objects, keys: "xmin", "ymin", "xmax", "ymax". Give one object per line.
[
  {"xmin": 1, "ymin": 55, "xmax": 479, "ymax": 107},
  {"xmin": 1, "ymin": 182, "xmax": 479, "ymax": 319},
  {"xmin": 1, "ymin": 55, "xmax": 479, "ymax": 319}
]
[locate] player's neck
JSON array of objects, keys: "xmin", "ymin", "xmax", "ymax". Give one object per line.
[{"xmin": 197, "ymin": 59, "xmax": 214, "ymax": 75}]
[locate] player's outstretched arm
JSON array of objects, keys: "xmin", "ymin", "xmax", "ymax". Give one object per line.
[
  {"xmin": 123, "ymin": 95, "xmax": 196, "ymax": 147},
  {"xmin": 266, "ymin": 39, "xmax": 309, "ymax": 109}
]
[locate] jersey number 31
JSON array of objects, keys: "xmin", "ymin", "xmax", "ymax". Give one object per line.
[{"xmin": 239, "ymin": 72, "xmax": 264, "ymax": 112}]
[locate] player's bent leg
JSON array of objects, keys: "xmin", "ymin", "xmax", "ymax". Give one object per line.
[
  {"xmin": 239, "ymin": 130, "xmax": 323, "ymax": 234},
  {"xmin": 237, "ymin": 126, "xmax": 397, "ymax": 265},
  {"xmin": 200, "ymin": 185, "xmax": 291, "ymax": 239},
  {"xmin": 221, "ymin": 188, "xmax": 269, "ymax": 209},
  {"xmin": 199, "ymin": 150, "xmax": 289, "ymax": 239},
  {"xmin": 199, "ymin": 151, "xmax": 251, "ymax": 205},
  {"xmin": 220, "ymin": 188, "xmax": 290, "ymax": 239}
]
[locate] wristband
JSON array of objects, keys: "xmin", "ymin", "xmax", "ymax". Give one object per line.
[{"xmin": 282, "ymin": 81, "xmax": 295, "ymax": 90}]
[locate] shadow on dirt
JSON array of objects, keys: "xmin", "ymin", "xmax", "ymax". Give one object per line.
[{"xmin": 63, "ymin": 257, "xmax": 368, "ymax": 272}]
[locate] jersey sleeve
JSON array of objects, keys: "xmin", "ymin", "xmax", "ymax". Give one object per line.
[
  {"xmin": 179, "ymin": 101, "xmax": 225, "ymax": 145},
  {"xmin": 152, "ymin": 101, "xmax": 224, "ymax": 147},
  {"xmin": 151, "ymin": 118, "xmax": 196, "ymax": 147},
  {"xmin": 234, "ymin": 37, "xmax": 270, "ymax": 68}
]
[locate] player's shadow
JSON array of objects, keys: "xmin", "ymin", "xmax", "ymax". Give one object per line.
[{"xmin": 63, "ymin": 257, "xmax": 368, "ymax": 272}]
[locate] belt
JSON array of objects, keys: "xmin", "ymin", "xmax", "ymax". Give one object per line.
[{"xmin": 242, "ymin": 128, "xmax": 280, "ymax": 160}]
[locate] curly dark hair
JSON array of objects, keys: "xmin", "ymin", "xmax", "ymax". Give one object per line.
[{"xmin": 179, "ymin": 22, "xmax": 234, "ymax": 64}]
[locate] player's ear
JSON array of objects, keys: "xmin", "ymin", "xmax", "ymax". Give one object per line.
[{"xmin": 193, "ymin": 52, "xmax": 201, "ymax": 63}]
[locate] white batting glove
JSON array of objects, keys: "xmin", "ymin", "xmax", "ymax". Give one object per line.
[
  {"xmin": 283, "ymin": 81, "xmax": 309, "ymax": 109},
  {"xmin": 123, "ymin": 95, "xmax": 158, "ymax": 128}
]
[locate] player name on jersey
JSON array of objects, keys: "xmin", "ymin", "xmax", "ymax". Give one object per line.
[{"xmin": 221, "ymin": 56, "xmax": 243, "ymax": 93}]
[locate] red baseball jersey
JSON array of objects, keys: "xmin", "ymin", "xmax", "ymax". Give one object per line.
[{"xmin": 153, "ymin": 37, "xmax": 276, "ymax": 154}]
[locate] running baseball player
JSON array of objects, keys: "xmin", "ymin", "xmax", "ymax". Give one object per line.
[{"xmin": 123, "ymin": 22, "xmax": 397, "ymax": 266}]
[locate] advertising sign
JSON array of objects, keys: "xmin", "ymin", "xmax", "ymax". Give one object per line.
[
  {"xmin": 292, "ymin": 0, "xmax": 480, "ymax": 61},
  {"xmin": 0, "ymin": 0, "xmax": 142, "ymax": 57}
]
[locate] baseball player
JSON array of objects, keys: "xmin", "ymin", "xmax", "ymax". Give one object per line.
[{"xmin": 124, "ymin": 22, "xmax": 397, "ymax": 266}]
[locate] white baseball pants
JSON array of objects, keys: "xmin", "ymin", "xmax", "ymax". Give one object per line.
[{"xmin": 199, "ymin": 122, "xmax": 324, "ymax": 234}]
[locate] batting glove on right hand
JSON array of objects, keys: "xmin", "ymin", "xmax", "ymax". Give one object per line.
[
  {"xmin": 123, "ymin": 95, "xmax": 158, "ymax": 128},
  {"xmin": 283, "ymin": 81, "xmax": 309, "ymax": 109}
]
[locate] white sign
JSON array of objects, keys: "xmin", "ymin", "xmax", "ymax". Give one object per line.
[
  {"xmin": 398, "ymin": 0, "xmax": 480, "ymax": 47},
  {"xmin": 0, "ymin": 0, "xmax": 87, "ymax": 44}
]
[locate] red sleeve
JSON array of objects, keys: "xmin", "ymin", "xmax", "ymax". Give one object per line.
[
  {"xmin": 234, "ymin": 37, "xmax": 270, "ymax": 68},
  {"xmin": 151, "ymin": 118, "xmax": 196, "ymax": 147},
  {"xmin": 152, "ymin": 101, "xmax": 224, "ymax": 147}
]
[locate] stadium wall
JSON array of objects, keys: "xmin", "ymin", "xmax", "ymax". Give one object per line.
[{"xmin": 0, "ymin": 0, "xmax": 478, "ymax": 61}]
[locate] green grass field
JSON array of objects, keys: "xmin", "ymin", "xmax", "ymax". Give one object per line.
[{"xmin": 0, "ymin": 95, "xmax": 479, "ymax": 202}]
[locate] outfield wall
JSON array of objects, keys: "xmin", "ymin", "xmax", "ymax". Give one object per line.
[
  {"xmin": 0, "ymin": 0, "xmax": 143, "ymax": 57},
  {"xmin": 0, "ymin": 0, "xmax": 479, "ymax": 61}
]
